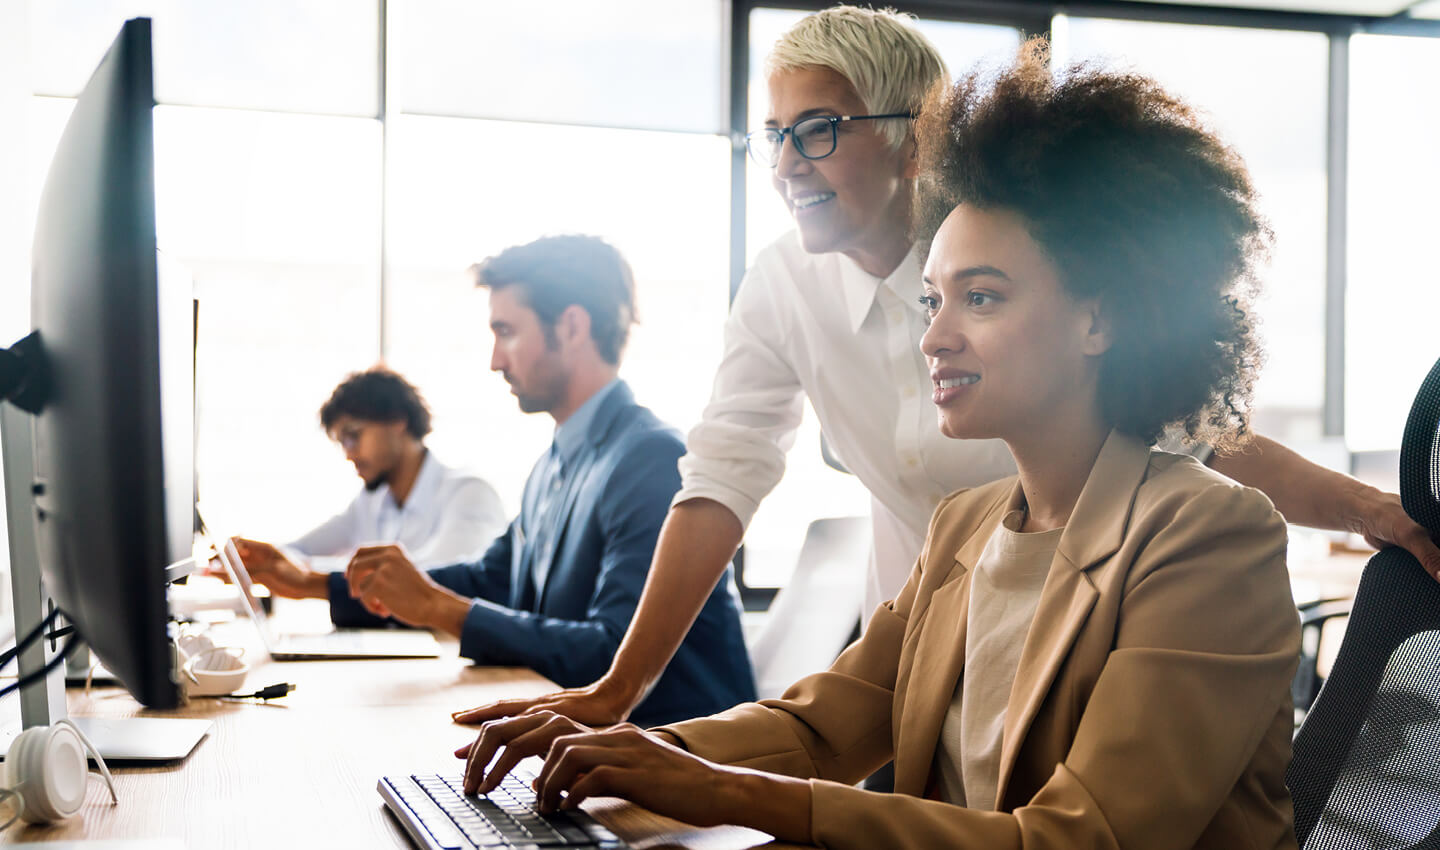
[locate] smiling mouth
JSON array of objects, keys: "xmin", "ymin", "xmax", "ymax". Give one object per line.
[
  {"xmin": 938, "ymin": 376, "xmax": 980, "ymax": 388},
  {"xmin": 791, "ymin": 192, "xmax": 836, "ymax": 210}
]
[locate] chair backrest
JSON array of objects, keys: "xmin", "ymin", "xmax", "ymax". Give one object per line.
[
  {"xmin": 1288, "ymin": 354, "xmax": 1440, "ymax": 848},
  {"xmin": 748, "ymin": 516, "xmax": 870, "ymax": 700}
]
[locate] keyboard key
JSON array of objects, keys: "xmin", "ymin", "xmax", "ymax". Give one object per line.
[{"xmin": 381, "ymin": 773, "xmax": 631, "ymax": 849}]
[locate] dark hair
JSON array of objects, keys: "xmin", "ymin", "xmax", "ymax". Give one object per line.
[
  {"xmin": 914, "ymin": 39, "xmax": 1270, "ymax": 452},
  {"xmin": 318, "ymin": 366, "xmax": 432, "ymax": 439},
  {"xmin": 470, "ymin": 234, "xmax": 637, "ymax": 366}
]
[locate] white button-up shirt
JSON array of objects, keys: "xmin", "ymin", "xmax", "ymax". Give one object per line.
[
  {"xmin": 286, "ymin": 450, "xmax": 506, "ymax": 571},
  {"xmin": 677, "ymin": 232, "xmax": 1019, "ymax": 616}
]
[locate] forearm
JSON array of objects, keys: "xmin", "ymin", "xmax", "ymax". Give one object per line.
[
  {"xmin": 1209, "ymin": 434, "xmax": 1372, "ymax": 531},
  {"xmin": 602, "ymin": 499, "xmax": 744, "ymax": 709},
  {"xmin": 721, "ymin": 768, "xmax": 812, "ymax": 845}
]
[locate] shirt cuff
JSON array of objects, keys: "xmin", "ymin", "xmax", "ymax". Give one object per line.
[
  {"xmin": 671, "ymin": 480, "xmax": 760, "ymax": 532},
  {"xmin": 457, "ymin": 598, "xmax": 521, "ymax": 663}
]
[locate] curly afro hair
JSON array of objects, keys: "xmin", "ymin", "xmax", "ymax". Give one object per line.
[{"xmin": 914, "ymin": 38, "xmax": 1270, "ymax": 451}]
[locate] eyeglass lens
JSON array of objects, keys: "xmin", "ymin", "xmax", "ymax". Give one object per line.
[{"xmin": 749, "ymin": 116, "xmax": 837, "ymax": 167}]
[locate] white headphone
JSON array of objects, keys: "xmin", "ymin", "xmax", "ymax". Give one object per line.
[
  {"xmin": 1, "ymin": 718, "xmax": 117, "ymax": 826},
  {"xmin": 175, "ymin": 631, "xmax": 250, "ymax": 698}
]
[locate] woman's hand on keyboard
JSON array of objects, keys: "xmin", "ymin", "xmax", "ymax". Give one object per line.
[
  {"xmin": 457, "ymin": 710, "xmax": 593, "ymax": 795},
  {"xmin": 531, "ymin": 723, "xmax": 814, "ymax": 843}
]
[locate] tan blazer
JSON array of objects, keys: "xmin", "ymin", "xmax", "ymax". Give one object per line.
[{"xmin": 662, "ymin": 432, "xmax": 1300, "ymax": 849}]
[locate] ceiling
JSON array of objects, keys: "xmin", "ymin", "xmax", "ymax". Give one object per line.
[{"xmin": 1113, "ymin": 0, "xmax": 1439, "ymax": 17}]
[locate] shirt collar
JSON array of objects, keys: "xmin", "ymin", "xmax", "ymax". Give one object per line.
[
  {"xmin": 838, "ymin": 245, "xmax": 925, "ymax": 334},
  {"xmin": 389, "ymin": 448, "xmax": 442, "ymax": 514},
  {"xmin": 552, "ymin": 378, "xmax": 621, "ymax": 469}
]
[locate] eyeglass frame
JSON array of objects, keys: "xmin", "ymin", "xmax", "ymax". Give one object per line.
[
  {"xmin": 744, "ymin": 112, "xmax": 915, "ymax": 168},
  {"xmin": 330, "ymin": 421, "xmax": 374, "ymax": 451}
]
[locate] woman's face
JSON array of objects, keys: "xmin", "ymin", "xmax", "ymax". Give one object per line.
[
  {"xmin": 765, "ymin": 66, "xmax": 915, "ymax": 274},
  {"xmin": 919, "ymin": 204, "xmax": 1110, "ymax": 443}
]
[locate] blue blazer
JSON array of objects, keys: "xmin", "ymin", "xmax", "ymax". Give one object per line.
[{"xmin": 329, "ymin": 381, "xmax": 756, "ymax": 726}]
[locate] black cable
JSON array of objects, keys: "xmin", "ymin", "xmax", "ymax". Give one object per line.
[
  {"xmin": 224, "ymin": 682, "xmax": 295, "ymax": 701},
  {"xmin": 0, "ymin": 632, "xmax": 78, "ymax": 699},
  {"xmin": 0, "ymin": 608, "xmax": 61, "ymax": 671},
  {"xmin": 44, "ymin": 625, "xmax": 76, "ymax": 641}
]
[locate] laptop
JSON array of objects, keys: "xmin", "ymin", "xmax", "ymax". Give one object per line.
[{"xmin": 202, "ymin": 515, "xmax": 442, "ymax": 661}]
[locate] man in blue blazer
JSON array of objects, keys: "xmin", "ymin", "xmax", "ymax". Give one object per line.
[{"xmin": 240, "ymin": 235, "xmax": 755, "ymax": 726}]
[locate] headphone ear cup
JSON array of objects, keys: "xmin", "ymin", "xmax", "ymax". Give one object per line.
[{"xmin": 4, "ymin": 724, "xmax": 89, "ymax": 823}]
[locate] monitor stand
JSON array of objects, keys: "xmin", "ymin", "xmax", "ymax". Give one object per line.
[{"xmin": 0, "ymin": 405, "xmax": 211, "ymax": 763}]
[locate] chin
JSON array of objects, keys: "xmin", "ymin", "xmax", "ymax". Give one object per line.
[
  {"xmin": 937, "ymin": 414, "xmax": 985, "ymax": 441},
  {"xmin": 793, "ymin": 223, "xmax": 845, "ymax": 256}
]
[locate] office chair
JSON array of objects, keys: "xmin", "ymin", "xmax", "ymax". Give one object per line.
[
  {"xmin": 748, "ymin": 516, "xmax": 871, "ymax": 700},
  {"xmin": 1287, "ymin": 353, "xmax": 1440, "ymax": 849}
]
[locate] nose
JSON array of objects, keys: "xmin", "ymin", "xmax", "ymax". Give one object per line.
[
  {"xmin": 489, "ymin": 342, "xmax": 505, "ymax": 374},
  {"xmin": 773, "ymin": 130, "xmax": 812, "ymax": 182},
  {"xmin": 920, "ymin": 310, "xmax": 965, "ymax": 360}
]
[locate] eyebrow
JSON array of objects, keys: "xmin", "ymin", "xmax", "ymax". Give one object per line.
[
  {"xmin": 922, "ymin": 265, "xmax": 1012, "ymax": 287},
  {"xmin": 765, "ymin": 107, "xmax": 844, "ymax": 126}
]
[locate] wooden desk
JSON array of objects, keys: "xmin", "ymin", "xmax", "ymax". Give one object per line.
[{"xmin": 1, "ymin": 606, "xmax": 799, "ymax": 849}]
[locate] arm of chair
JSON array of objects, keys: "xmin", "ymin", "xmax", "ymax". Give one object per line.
[{"xmin": 1293, "ymin": 597, "xmax": 1354, "ymax": 713}]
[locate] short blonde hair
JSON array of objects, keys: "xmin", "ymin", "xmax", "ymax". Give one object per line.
[{"xmin": 765, "ymin": 5, "xmax": 948, "ymax": 149}]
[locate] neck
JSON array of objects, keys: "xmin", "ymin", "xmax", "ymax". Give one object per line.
[
  {"xmin": 387, "ymin": 441, "xmax": 427, "ymax": 507},
  {"xmin": 549, "ymin": 365, "xmax": 619, "ymax": 426},
  {"xmin": 841, "ymin": 190, "xmax": 914, "ymax": 278},
  {"xmin": 1006, "ymin": 409, "xmax": 1110, "ymax": 533}
]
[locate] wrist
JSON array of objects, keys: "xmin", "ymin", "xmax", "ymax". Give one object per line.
[
  {"xmin": 427, "ymin": 587, "xmax": 471, "ymax": 637},
  {"xmin": 301, "ymin": 569, "xmax": 330, "ymax": 599},
  {"xmin": 723, "ymin": 768, "xmax": 810, "ymax": 843},
  {"xmin": 591, "ymin": 671, "xmax": 645, "ymax": 716}
]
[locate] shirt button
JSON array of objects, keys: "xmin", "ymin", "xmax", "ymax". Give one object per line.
[
  {"xmin": 902, "ymin": 385, "xmax": 917, "ymax": 399},
  {"xmin": 904, "ymin": 455, "xmax": 919, "ymax": 468},
  {"xmin": 888, "ymin": 311, "xmax": 902, "ymax": 327}
]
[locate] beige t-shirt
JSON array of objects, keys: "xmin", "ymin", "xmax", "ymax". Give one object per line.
[{"xmin": 936, "ymin": 509, "xmax": 1062, "ymax": 810}]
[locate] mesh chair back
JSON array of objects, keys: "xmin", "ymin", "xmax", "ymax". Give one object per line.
[{"xmin": 1288, "ymin": 354, "xmax": 1440, "ymax": 848}]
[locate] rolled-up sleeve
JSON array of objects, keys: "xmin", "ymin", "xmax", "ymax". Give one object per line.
[{"xmin": 674, "ymin": 263, "xmax": 805, "ymax": 530}]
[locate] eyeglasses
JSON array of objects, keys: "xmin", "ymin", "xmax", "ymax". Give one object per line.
[
  {"xmin": 332, "ymin": 423, "xmax": 371, "ymax": 451},
  {"xmin": 744, "ymin": 113, "xmax": 913, "ymax": 168}
]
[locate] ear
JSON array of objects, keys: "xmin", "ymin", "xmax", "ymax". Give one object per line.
[
  {"xmin": 901, "ymin": 131, "xmax": 920, "ymax": 180},
  {"xmin": 556, "ymin": 304, "xmax": 592, "ymax": 352},
  {"xmin": 1079, "ymin": 298, "xmax": 1114, "ymax": 358}
]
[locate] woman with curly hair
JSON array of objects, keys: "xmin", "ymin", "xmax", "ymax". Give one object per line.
[
  {"xmin": 456, "ymin": 3, "xmax": 1436, "ymax": 744},
  {"xmin": 456, "ymin": 40, "xmax": 1301, "ymax": 849}
]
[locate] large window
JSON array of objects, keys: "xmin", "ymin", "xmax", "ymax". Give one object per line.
[
  {"xmin": 1346, "ymin": 33, "xmax": 1440, "ymax": 451},
  {"xmin": 383, "ymin": 116, "xmax": 732, "ymax": 515}
]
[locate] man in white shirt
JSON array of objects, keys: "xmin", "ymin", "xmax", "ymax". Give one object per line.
[{"xmin": 235, "ymin": 367, "xmax": 505, "ymax": 573}]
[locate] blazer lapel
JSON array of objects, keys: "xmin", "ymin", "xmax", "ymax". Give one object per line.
[
  {"xmin": 533, "ymin": 382, "xmax": 635, "ymax": 609},
  {"xmin": 993, "ymin": 431, "xmax": 1153, "ymax": 807},
  {"xmin": 532, "ymin": 452, "xmax": 593, "ymax": 608},
  {"xmin": 893, "ymin": 487, "xmax": 1013, "ymax": 797}
]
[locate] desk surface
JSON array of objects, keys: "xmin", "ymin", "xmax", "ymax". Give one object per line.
[{"xmin": 2, "ymin": 602, "xmax": 799, "ymax": 849}]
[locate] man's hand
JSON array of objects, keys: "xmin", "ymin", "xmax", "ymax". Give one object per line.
[
  {"xmin": 231, "ymin": 537, "xmax": 327, "ymax": 599},
  {"xmin": 450, "ymin": 679, "xmax": 636, "ymax": 729},
  {"xmin": 345, "ymin": 544, "xmax": 469, "ymax": 633}
]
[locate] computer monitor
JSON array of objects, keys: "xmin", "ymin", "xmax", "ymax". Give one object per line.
[{"xmin": 1, "ymin": 17, "xmax": 190, "ymax": 712}]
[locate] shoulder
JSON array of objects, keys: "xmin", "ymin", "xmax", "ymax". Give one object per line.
[
  {"xmin": 740, "ymin": 231, "xmax": 833, "ymax": 298},
  {"xmin": 1138, "ymin": 450, "xmax": 1280, "ymax": 526},
  {"xmin": 432, "ymin": 458, "xmax": 499, "ymax": 494},
  {"xmin": 601, "ymin": 403, "xmax": 685, "ymax": 463},
  {"xmin": 1128, "ymin": 449, "xmax": 1286, "ymax": 560}
]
